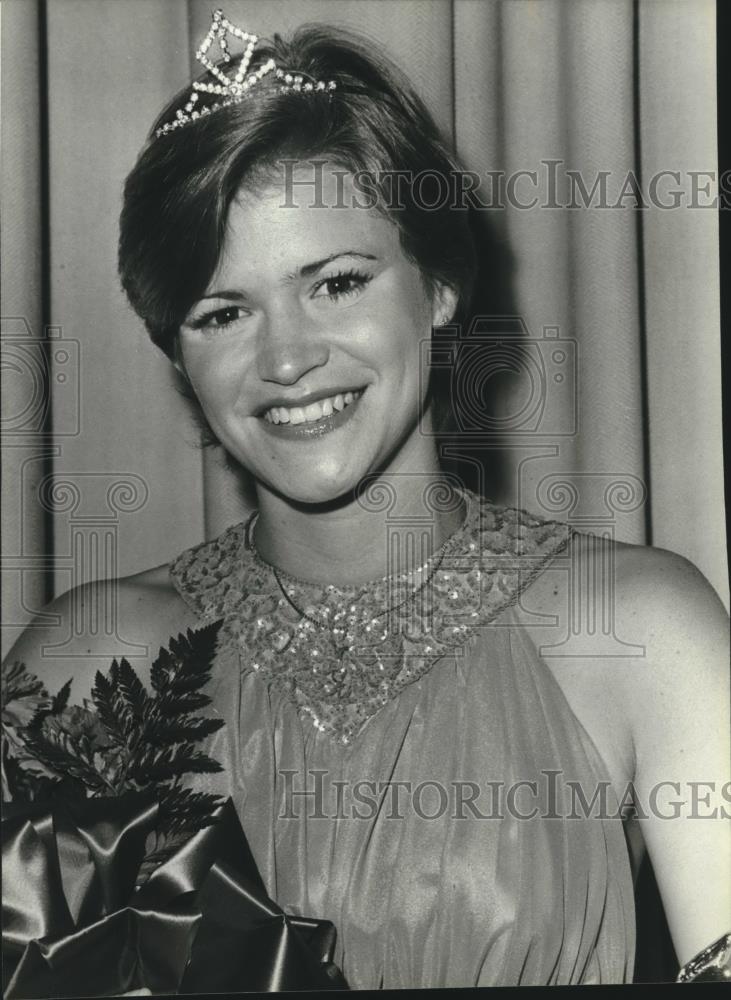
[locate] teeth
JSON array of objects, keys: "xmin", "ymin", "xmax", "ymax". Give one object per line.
[{"xmin": 263, "ymin": 389, "xmax": 362, "ymax": 424}]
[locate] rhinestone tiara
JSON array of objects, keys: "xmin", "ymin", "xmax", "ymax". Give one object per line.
[{"xmin": 156, "ymin": 8, "xmax": 337, "ymax": 138}]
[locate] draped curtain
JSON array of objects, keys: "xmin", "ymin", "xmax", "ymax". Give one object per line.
[{"xmin": 2, "ymin": 0, "xmax": 725, "ymax": 660}]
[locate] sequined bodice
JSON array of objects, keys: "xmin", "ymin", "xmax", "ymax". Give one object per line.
[
  {"xmin": 169, "ymin": 489, "xmax": 635, "ymax": 988},
  {"xmin": 170, "ymin": 489, "xmax": 572, "ymax": 745}
]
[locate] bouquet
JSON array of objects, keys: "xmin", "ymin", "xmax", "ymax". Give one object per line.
[{"xmin": 2, "ymin": 624, "xmax": 347, "ymax": 996}]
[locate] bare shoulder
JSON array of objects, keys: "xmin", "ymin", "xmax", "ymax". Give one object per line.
[
  {"xmin": 3, "ymin": 562, "xmax": 202, "ymax": 700},
  {"xmin": 597, "ymin": 535, "xmax": 728, "ymax": 699},
  {"xmin": 524, "ymin": 528, "xmax": 728, "ymax": 673},
  {"xmin": 611, "ymin": 536, "xmax": 728, "ymax": 629},
  {"xmin": 514, "ymin": 531, "xmax": 729, "ymax": 786},
  {"xmin": 606, "ymin": 535, "xmax": 729, "ymax": 760}
]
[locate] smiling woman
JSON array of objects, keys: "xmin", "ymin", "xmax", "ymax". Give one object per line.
[
  {"xmin": 176, "ymin": 169, "xmax": 456, "ymax": 515},
  {"xmin": 3, "ymin": 8, "xmax": 729, "ymax": 994}
]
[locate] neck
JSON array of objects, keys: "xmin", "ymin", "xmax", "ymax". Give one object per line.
[{"xmin": 251, "ymin": 452, "xmax": 467, "ymax": 587}]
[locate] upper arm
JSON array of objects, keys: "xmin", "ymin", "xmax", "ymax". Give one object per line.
[
  {"xmin": 3, "ymin": 567, "xmax": 201, "ymax": 701},
  {"xmin": 613, "ymin": 546, "xmax": 730, "ymax": 966},
  {"xmin": 5, "ymin": 582, "xmax": 118, "ymax": 701}
]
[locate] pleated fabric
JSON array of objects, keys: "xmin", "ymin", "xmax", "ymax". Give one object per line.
[{"xmin": 170, "ymin": 504, "xmax": 635, "ymax": 988}]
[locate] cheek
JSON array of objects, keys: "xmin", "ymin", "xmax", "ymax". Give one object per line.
[
  {"xmin": 367, "ymin": 275, "xmax": 433, "ymax": 361},
  {"xmin": 182, "ymin": 346, "xmax": 249, "ymax": 418}
]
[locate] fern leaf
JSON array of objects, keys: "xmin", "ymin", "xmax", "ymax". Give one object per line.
[
  {"xmin": 128, "ymin": 745, "xmax": 223, "ymax": 783},
  {"xmin": 116, "ymin": 658, "xmax": 148, "ymax": 720},
  {"xmin": 157, "ymin": 789, "xmax": 224, "ymax": 835},
  {"xmin": 51, "ymin": 679, "xmax": 73, "ymax": 714},
  {"xmin": 21, "ymin": 731, "xmax": 111, "ymax": 794},
  {"xmin": 143, "ymin": 715, "xmax": 224, "ymax": 745},
  {"xmin": 91, "ymin": 669, "xmax": 128, "ymax": 745},
  {"xmin": 136, "ymin": 831, "xmax": 192, "ymax": 885},
  {"xmin": 173, "ymin": 622, "xmax": 221, "ymax": 670},
  {"xmin": 149, "ymin": 645, "xmax": 172, "ymax": 694},
  {"xmin": 153, "ymin": 692, "xmax": 212, "ymax": 716},
  {"xmin": 152, "ymin": 623, "xmax": 221, "ymax": 694},
  {"xmin": 135, "ymin": 788, "xmax": 224, "ymax": 884}
]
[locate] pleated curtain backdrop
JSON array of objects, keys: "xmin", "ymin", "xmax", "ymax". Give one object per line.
[{"xmin": 1, "ymin": 0, "xmax": 725, "ymax": 657}]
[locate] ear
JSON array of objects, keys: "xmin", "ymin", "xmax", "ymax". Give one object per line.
[
  {"xmin": 171, "ymin": 339, "xmax": 190, "ymax": 381},
  {"xmin": 172, "ymin": 359, "xmax": 190, "ymax": 386},
  {"xmin": 431, "ymin": 282, "xmax": 459, "ymax": 327}
]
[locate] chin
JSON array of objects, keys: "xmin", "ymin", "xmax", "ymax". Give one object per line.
[
  {"xmin": 277, "ymin": 474, "xmax": 359, "ymax": 507},
  {"xmin": 268, "ymin": 460, "xmax": 365, "ymax": 504}
]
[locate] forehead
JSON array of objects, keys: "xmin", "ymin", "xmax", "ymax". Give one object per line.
[{"xmin": 212, "ymin": 162, "xmax": 401, "ymax": 282}]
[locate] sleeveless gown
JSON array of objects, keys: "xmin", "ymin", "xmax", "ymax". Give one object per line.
[{"xmin": 169, "ymin": 488, "xmax": 636, "ymax": 988}]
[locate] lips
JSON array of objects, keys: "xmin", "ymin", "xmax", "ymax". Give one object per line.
[
  {"xmin": 263, "ymin": 389, "xmax": 363, "ymax": 425},
  {"xmin": 258, "ymin": 386, "xmax": 367, "ymax": 439}
]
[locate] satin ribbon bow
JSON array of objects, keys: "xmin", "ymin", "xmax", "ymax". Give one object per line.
[{"xmin": 2, "ymin": 793, "xmax": 347, "ymax": 997}]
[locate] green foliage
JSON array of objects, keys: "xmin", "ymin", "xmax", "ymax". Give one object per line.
[
  {"xmin": 2, "ymin": 660, "xmax": 49, "ymax": 706},
  {"xmin": 2, "ymin": 621, "xmax": 226, "ymax": 879}
]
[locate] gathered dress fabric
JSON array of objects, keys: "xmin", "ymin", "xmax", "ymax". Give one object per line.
[{"xmin": 169, "ymin": 488, "xmax": 636, "ymax": 988}]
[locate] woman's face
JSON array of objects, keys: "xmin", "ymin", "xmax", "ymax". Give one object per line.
[{"xmin": 178, "ymin": 162, "xmax": 455, "ymax": 505}]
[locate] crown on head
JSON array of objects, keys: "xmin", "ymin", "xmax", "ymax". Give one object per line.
[{"xmin": 155, "ymin": 9, "xmax": 337, "ymax": 137}]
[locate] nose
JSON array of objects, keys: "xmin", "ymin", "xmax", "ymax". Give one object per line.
[{"xmin": 256, "ymin": 303, "xmax": 330, "ymax": 385}]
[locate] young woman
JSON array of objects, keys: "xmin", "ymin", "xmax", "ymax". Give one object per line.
[{"xmin": 5, "ymin": 13, "xmax": 729, "ymax": 989}]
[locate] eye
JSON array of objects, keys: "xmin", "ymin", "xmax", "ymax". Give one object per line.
[
  {"xmin": 312, "ymin": 269, "xmax": 372, "ymax": 301},
  {"xmin": 188, "ymin": 305, "xmax": 249, "ymax": 331}
]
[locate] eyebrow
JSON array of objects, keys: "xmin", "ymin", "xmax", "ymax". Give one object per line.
[
  {"xmin": 292, "ymin": 250, "xmax": 378, "ymax": 280},
  {"xmin": 199, "ymin": 250, "xmax": 378, "ymax": 302}
]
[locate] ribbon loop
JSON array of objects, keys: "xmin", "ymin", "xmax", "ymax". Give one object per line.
[{"xmin": 2, "ymin": 794, "xmax": 348, "ymax": 996}]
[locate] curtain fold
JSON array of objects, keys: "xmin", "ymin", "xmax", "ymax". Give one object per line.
[
  {"xmin": 455, "ymin": 0, "xmax": 649, "ymax": 545},
  {"xmin": 1, "ymin": 0, "xmax": 50, "ymax": 655},
  {"xmin": 638, "ymin": 0, "xmax": 723, "ymax": 590},
  {"xmin": 43, "ymin": 0, "xmax": 206, "ymax": 601},
  {"xmin": 1, "ymin": 0, "xmax": 726, "ymax": 662}
]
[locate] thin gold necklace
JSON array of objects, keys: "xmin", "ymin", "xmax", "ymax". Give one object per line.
[{"xmin": 244, "ymin": 509, "xmax": 456, "ymax": 631}]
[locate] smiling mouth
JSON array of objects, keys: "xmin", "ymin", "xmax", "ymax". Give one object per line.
[{"xmin": 261, "ymin": 388, "xmax": 365, "ymax": 426}]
